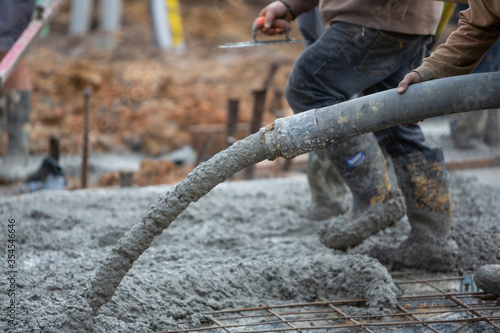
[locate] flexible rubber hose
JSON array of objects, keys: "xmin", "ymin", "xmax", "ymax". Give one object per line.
[
  {"xmin": 262, "ymin": 72, "xmax": 500, "ymax": 159},
  {"xmin": 88, "ymin": 72, "xmax": 500, "ymax": 314}
]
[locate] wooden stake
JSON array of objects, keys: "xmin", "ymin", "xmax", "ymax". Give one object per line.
[
  {"xmin": 195, "ymin": 132, "xmax": 215, "ymax": 166},
  {"xmin": 261, "ymin": 62, "xmax": 279, "ymax": 91},
  {"xmin": 81, "ymin": 89, "xmax": 91, "ymax": 188},
  {"xmin": 226, "ymin": 99, "xmax": 239, "ymax": 147},
  {"xmin": 49, "ymin": 136, "xmax": 59, "ymax": 161},
  {"xmin": 269, "ymin": 88, "xmax": 284, "ymax": 118}
]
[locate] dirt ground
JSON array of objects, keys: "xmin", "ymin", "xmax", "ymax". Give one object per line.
[
  {"xmin": 4, "ymin": 0, "xmax": 304, "ymax": 189},
  {"xmin": 1, "ymin": 1, "xmax": 500, "ymax": 332}
]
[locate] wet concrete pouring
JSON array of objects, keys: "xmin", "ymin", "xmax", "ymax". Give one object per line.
[
  {"xmin": 1, "ymin": 148, "xmax": 499, "ymax": 331},
  {"xmin": 1, "ymin": 1, "xmax": 499, "ymax": 331}
]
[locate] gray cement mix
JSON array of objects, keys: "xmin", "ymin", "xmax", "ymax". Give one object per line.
[
  {"xmin": 86, "ymin": 132, "xmax": 270, "ymax": 316},
  {"xmin": 1, "ymin": 168, "xmax": 499, "ymax": 332}
]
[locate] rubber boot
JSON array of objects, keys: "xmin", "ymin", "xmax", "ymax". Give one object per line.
[
  {"xmin": 370, "ymin": 148, "xmax": 458, "ymax": 272},
  {"xmin": 305, "ymin": 149, "xmax": 350, "ymax": 220},
  {"xmin": 484, "ymin": 109, "xmax": 499, "ymax": 147},
  {"xmin": 449, "ymin": 110, "xmax": 489, "ymax": 150},
  {"xmin": 318, "ymin": 133, "xmax": 406, "ymax": 250},
  {"xmin": 0, "ymin": 91, "xmax": 32, "ymax": 182}
]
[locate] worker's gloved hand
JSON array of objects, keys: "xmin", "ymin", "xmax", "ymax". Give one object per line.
[
  {"xmin": 258, "ymin": 1, "xmax": 292, "ymax": 35},
  {"xmin": 397, "ymin": 71, "xmax": 422, "ymax": 94}
]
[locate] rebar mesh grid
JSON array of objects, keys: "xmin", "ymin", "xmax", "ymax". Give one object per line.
[{"xmin": 157, "ymin": 273, "xmax": 500, "ymax": 333}]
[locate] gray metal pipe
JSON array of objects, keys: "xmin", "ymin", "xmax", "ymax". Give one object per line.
[{"xmin": 261, "ymin": 72, "xmax": 500, "ymax": 160}]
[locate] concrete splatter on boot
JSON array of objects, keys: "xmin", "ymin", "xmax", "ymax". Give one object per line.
[
  {"xmin": 305, "ymin": 149, "xmax": 350, "ymax": 220},
  {"xmin": 370, "ymin": 148, "xmax": 458, "ymax": 272},
  {"xmin": 318, "ymin": 133, "xmax": 406, "ymax": 251},
  {"xmin": 0, "ymin": 91, "xmax": 32, "ymax": 182},
  {"xmin": 474, "ymin": 264, "xmax": 500, "ymax": 297}
]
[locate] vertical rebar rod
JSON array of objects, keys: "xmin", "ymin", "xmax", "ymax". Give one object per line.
[{"xmin": 81, "ymin": 89, "xmax": 91, "ymax": 188}]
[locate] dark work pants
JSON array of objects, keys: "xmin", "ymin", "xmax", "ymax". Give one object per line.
[{"xmin": 285, "ymin": 21, "xmax": 433, "ymax": 158}]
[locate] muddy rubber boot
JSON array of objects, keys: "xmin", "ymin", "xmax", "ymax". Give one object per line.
[
  {"xmin": 370, "ymin": 148, "xmax": 458, "ymax": 272},
  {"xmin": 484, "ymin": 109, "xmax": 499, "ymax": 147},
  {"xmin": 318, "ymin": 133, "xmax": 406, "ymax": 250},
  {"xmin": 0, "ymin": 91, "xmax": 32, "ymax": 182},
  {"xmin": 305, "ymin": 149, "xmax": 350, "ymax": 220},
  {"xmin": 474, "ymin": 264, "xmax": 500, "ymax": 297}
]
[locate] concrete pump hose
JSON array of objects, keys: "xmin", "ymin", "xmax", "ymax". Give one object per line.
[
  {"xmin": 87, "ymin": 71, "xmax": 499, "ymax": 315},
  {"xmin": 262, "ymin": 72, "xmax": 500, "ymax": 159}
]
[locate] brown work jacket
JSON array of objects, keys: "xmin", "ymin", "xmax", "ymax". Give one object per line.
[
  {"xmin": 285, "ymin": 0, "xmax": 442, "ymax": 35},
  {"xmin": 415, "ymin": 0, "xmax": 500, "ymax": 81}
]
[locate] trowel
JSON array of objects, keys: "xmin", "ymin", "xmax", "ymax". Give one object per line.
[{"xmin": 219, "ymin": 17, "xmax": 303, "ymax": 49}]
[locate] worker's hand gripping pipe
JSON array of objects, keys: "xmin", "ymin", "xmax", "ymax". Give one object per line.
[{"xmin": 261, "ymin": 72, "xmax": 500, "ymax": 160}]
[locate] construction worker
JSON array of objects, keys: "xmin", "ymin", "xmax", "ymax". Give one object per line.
[
  {"xmin": 398, "ymin": 0, "xmax": 500, "ymax": 294},
  {"xmin": 0, "ymin": 0, "xmax": 36, "ymax": 182},
  {"xmin": 257, "ymin": 0, "xmax": 458, "ymax": 272}
]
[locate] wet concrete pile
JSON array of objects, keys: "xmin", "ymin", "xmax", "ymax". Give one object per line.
[{"xmin": 0, "ymin": 171, "xmax": 499, "ymax": 332}]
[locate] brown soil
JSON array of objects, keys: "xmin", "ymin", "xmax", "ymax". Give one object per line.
[{"xmin": 20, "ymin": 0, "xmax": 304, "ymax": 187}]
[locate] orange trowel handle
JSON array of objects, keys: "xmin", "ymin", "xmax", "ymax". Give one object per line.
[{"xmin": 252, "ymin": 17, "xmax": 292, "ymax": 41}]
